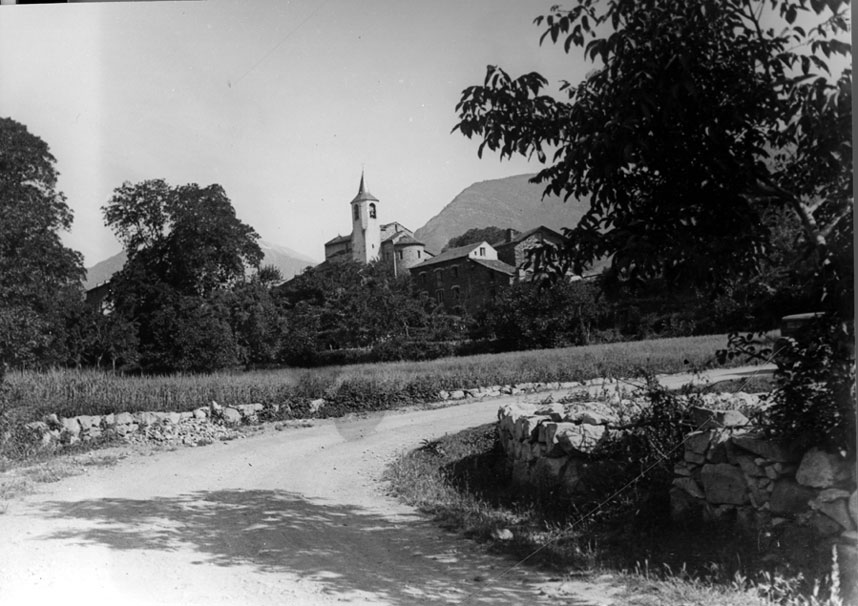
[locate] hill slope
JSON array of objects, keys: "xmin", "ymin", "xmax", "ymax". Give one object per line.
[
  {"xmin": 414, "ymin": 174, "xmax": 591, "ymax": 254},
  {"xmin": 84, "ymin": 240, "xmax": 317, "ymax": 290}
]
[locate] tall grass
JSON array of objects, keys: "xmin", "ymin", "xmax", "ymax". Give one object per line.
[{"xmin": 5, "ymin": 334, "xmax": 747, "ymax": 422}]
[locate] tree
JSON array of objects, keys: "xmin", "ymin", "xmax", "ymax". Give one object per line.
[
  {"xmin": 444, "ymin": 226, "xmax": 508, "ymax": 251},
  {"xmin": 0, "ymin": 117, "xmax": 84, "ymax": 368},
  {"xmin": 474, "ymin": 279, "xmax": 600, "ymax": 350},
  {"xmin": 103, "ymin": 180, "xmax": 263, "ymax": 372},
  {"xmin": 455, "ymin": 1, "xmax": 853, "ymax": 449},
  {"xmin": 275, "ymin": 260, "xmax": 438, "ymax": 362},
  {"xmin": 455, "ymin": 1, "xmax": 851, "ymax": 301}
]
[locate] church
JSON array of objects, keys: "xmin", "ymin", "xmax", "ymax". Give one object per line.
[{"xmin": 323, "ymin": 173, "xmax": 432, "ymax": 275}]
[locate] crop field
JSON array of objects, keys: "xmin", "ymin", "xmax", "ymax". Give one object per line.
[{"xmin": 4, "ymin": 334, "xmax": 765, "ymax": 422}]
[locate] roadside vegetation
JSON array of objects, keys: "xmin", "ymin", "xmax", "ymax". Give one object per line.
[
  {"xmin": 2, "ymin": 334, "xmax": 758, "ymax": 425},
  {"xmin": 385, "ymin": 419, "xmax": 846, "ymax": 606}
]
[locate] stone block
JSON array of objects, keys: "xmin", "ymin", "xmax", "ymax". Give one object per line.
[
  {"xmin": 101, "ymin": 413, "xmax": 115, "ymax": 427},
  {"xmin": 685, "ymin": 430, "xmax": 713, "ymax": 455},
  {"xmin": 555, "ymin": 423, "xmax": 606, "ymax": 455},
  {"xmin": 137, "ymin": 412, "xmax": 158, "ymax": 427},
  {"xmin": 221, "ymin": 407, "xmax": 242, "ymax": 426},
  {"xmin": 690, "ymin": 406, "xmax": 749, "ymax": 430},
  {"xmin": 684, "ymin": 451, "xmax": 706, "ymax": 465},
  {"xmin": 734, "ymin": 455, "xmax": 765, "ymax": 478},
  {"xmin": 701, "ymin": 463, "xmax": 749, "ymax": 505},
  {"xmin": 850, "ymin": 492, "xmax": 858, "ymax": 527},
  {"xmin": 77, "ymin": 415, "xmax": 98, "ymax": 430},
  {"xmin": 60, "ymin": 417, "xmax": 81, "ymax": 437},
  {"xmin": 796, "ymin": 448, "xmax": 852, "ymax": 488},
  {"xmin": 533, "ymin": 404, "xmax": 565, "ymax": 422},
  {"xmin": 193, "ymin": 408, "xmax": 208, "ymax": 421},
  {"xmin": 674, "ymin": 462, "xmax": 693, "ymax": 476},
  {"xmin": 732, "ymin": 432, "xmax": 798, "ymax": 462},
  {"xmin": 706, "ymin": 432, "xmax": 731, "ymax": 463},
  {"xmin": 809, "ymin": 512, "xmax": 843, "ymax": 536},
  {"xmin": 810, "ymin": 498, "xmax": 855, "ymax": 531},
  {"xmin": 309, "ymin": 398, "xmax": 326, "ymax": 414},
  {"xmin": 562, "ymin": 401, "xmax": 619, "ymax": 425},
  {"xmin": 115, "ymin": 412, "xmax": 134, "ymax": 425},
  {"xmin": 816, "ymin": 488, "xmax": 852, "ymax": 502},
  {"xmin": 770, "ymin": 479, "xmax": 816, "ymax": 515},
  {"xmin": 515, "ymin": 415, "xmax": 547, "ymax": 442},
  {"xmin": 673, "ymin": 477, "xmax": 705, "ymax": 499},
  {"xmin": 449, "ymin": 390, "xmax": 466, "ymax": 400}
]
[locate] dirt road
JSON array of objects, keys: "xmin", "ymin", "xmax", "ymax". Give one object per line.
[{"xmin": 0, "ymin": 365, "xmax": 772, "ymax": 605}]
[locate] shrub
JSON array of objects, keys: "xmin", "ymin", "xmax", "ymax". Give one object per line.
[{"xmin": 766, "ymin": 315, "xmax": 855, "ymax": 453}]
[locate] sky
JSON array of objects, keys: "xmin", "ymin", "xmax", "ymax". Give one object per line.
[{"xmin": 0, "ymin": 0, "xmax": 591, "ymax": 266}]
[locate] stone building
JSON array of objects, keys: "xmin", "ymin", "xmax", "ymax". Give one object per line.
[
  {"xmin": 409, "ymin": 241, "xmax": 516, "ymax": 312},
  {"xmin": 323, "ymin": 173, "xmax": 431, "ymax": 275},
  {"xmin": 493, "ymin": 226, "xmax": 567, "ymax": 275}
]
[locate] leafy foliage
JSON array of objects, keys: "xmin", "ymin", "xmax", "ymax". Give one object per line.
[
  {"xmin": 455, "ymin": 1, "xmax": 853, "ymax": 449},
  {"xmin": 443, "ymin": 226, "xmax": 508, "ymax": 251},
  {"xmin": 103, "ymin": 180, "xmax": 263, "ymax": 372},
  {"xmin": 473, "ymin": 279, "xmax": 600, "ymax": 349},
  {"xmin": 455, "ymin": 0, "xmax": 851, "ymax": 293},
  {"xmin": 0, "ymin": 117, "xmax": 85, "ymax": 368},
  {"xmin": 274, "ymin": 260, "xmax": 443, "ymax": 364}
]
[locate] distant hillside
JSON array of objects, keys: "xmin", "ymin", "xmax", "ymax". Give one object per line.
[
  {"xmin": 414, "ymin": 174, "xmax": 591, "ymax": 254},
  {"xmin": 84, "ymin": 240, "xmax": 318, "ymax": 290}
]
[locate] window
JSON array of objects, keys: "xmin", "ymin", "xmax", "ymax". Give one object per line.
[
  {"xmin": 353, "ymin": 205, "xmax": 359, "ymax": 221},
  {"xmin": 419, "ymin": 272, "xmax": 426, "ymax": 284},
  {"xmin": 369, "ymin": 203, "xmax": 376, "ymax": 219},
  {"xmin": 417, "ymin": 250, "xmax": 421, "ymax": 258},
  {"xmin": 434, "ymin": 269, "xmax": 442, "ymax": 284},
  {"xmin": 451, "ymin": 286, "xmax": 460, "ymax": 301},
  {"xmin": 436, "ymin": 290, "xmax": 444, "ymax": 303},
  {"xmin": 479, "ymin": 247, "xmax": 485, "ymax": 256},
  {"xmin": 397, "ymin": 250, "xmax": 403, "ymax": 260},
  {"xmin": 452, "ymin": 265, "xmax": 458, "ymax": 279}
]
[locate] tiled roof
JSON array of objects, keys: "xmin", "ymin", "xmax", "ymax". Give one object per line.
[
  {"xmin": 410, "ymin": 243, "xmax": 482, "ymax": 268},
  {"xmin": 325, "ymin": 234, "xmax": 351, "ymax": 246},
  {"xmin": 493, "ymin": 225, "xmax": 565, "ymax": 248},
  {"xmin": 392, "ymin": 234, "xmax": 424, "ymax": 246},
  {"xmin": 473, "ymin": 259, "xmax": 516, "ymax": 275}
]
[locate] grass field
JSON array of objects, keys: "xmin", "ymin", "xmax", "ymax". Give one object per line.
[{"xmin": 3, "ymin": 334, "xmax": 762, "ymax": 423}]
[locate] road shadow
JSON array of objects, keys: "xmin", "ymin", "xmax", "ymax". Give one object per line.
[{"xmin": 34, "ymin": 489, "xmax": 578, "ymax": 605}]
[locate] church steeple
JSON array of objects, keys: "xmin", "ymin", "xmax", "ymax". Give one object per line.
[
  {"xmin": 351, "ymin": 170, "xmax": 379, "ymax": 204},
  {"xmin": 349, "ymin": 170, "xmax": 380, "ymax": 263}
]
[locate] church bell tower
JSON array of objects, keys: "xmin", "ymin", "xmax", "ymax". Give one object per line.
[{"xmin": 350, "ymin": 171, "xmax": 381, "ymax": 264}]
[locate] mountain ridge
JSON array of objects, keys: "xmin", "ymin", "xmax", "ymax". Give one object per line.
[
  {"xmin": 414, "ymin": 173, "xmax": 590, "ymax": 254},
  {"xmin": 83, "ymin": 240, "xmax": 318, "ymax": 289}
]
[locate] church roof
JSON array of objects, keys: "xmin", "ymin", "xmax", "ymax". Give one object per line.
[
  {"xmin": 325, "ymin": 234, "xmax": 351, "ymax": 246},
  {"xmin": 392, "ymin": 234, "xmax": 424, "ymax": 247},
  {"xmin": 350, "ymin": 171, "xmax": 379, "ymax": 204}
]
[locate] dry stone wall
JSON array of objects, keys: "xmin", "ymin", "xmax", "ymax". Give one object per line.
[
  {"xmin": 671, "ymin": 407, "xmax": 857, "ymax": 556},
  {"xmin": 18, "ymin": 401, "xmax": 272, "ymax": 449},
  {"xmin": 497, "ymin": 391, "xmax": 857, "ymax": 570}
]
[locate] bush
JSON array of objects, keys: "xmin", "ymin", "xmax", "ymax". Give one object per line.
[{"xmin": 765, "ymin": 316, "xmax": 855, "ymax": 453}]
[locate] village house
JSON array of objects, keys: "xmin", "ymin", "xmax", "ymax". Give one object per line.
[{"xmin": 409, "ymin": 242, "xmax": 516, "ymax": 312}]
